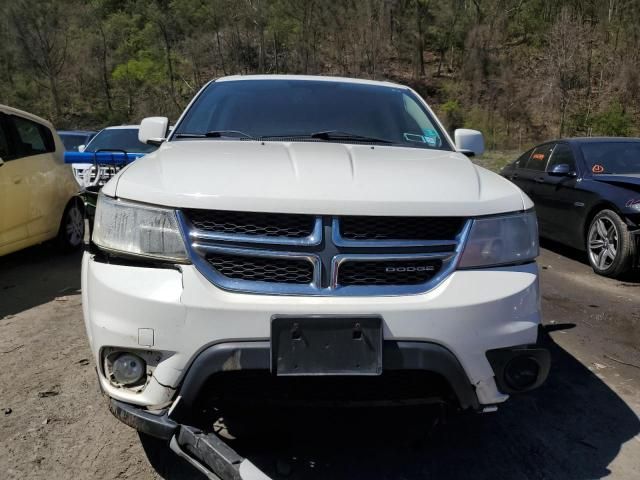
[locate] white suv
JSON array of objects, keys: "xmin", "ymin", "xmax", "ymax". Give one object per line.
[{"xmin": 82, "ymin": 76, "xmax": 549, "ymax": 477}]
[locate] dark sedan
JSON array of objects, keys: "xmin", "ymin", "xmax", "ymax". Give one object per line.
[{"xmin": 501, "ymin": 138, "xmax": 640, "ymax": 277}]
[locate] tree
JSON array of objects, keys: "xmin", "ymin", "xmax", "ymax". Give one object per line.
[{"xmin": 9, "ymin": 0, "xmax": 72, "ymax": 120}]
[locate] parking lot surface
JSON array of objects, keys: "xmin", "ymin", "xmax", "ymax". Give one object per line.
[{"xmin": 1, "ymin": 243, "xmax": 639, "ymax": 479}]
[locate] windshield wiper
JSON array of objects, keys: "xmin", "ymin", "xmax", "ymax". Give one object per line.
[
  {"xmin": 309, "ymin": 130, "xmax": 394, "ymax": 144},
  {"xmin": 174, "ymin": 130, "xmax": 255, "ymax": 139},
  {"xmin": 260, "ymin": 131, "xmax": 395, "ymax": 144}
]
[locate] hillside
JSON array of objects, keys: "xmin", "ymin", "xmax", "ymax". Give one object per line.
[{"xmin": 1, "ymin": 0, "xmax": 639, "ymax": 150}]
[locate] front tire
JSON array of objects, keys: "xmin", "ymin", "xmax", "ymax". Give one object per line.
[
  {"xmin": 586, "ymin": 209, "xmax": 634, "ymax": 278},
  {"xmin": 57, "ymin": 198, "xmax": 85, "ymax": 252}
]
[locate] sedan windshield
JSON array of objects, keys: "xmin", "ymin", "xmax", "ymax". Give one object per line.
[
  {"xmin": 581, "ymin": 142, "xmax": 640, "ymax": 175},
  {"xmin": 173, "ymin": 79, "xmax": 451, "ymax": 150},
  {"xmin": 85, "ymin": 128, "xmax": 157, "ymax": 153},
  {"xmin": 59, "ymin": 133, "xmax": 90, "ymax": 151}
]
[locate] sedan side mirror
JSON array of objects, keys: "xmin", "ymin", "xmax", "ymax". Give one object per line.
[
  {"xmin": 548, "ymin": 163, "xmax": 576, "ymax": 177},
  {"xmin": 454, "ymin": 129, "xmax": 485, "ymax": 157},
  {"xmin": 139, "ymin": 116, "xmax": 169, "ymax": 145},
  {"xmin": 77, "ymin": 145, "xmax": 85, "ymax": 152}
]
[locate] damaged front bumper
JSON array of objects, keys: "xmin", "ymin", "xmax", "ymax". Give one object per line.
[
  {"xmin": 106, "ymin": 338, "xmax": 549, "ymax": 480},
  {"xmin": 109, "ymin": 399, "xmax": 269, "ymax": 480}
]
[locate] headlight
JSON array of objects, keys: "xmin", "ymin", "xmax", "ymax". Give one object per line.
[
  {"xmin": 458, "ymin": 210, "xmax": 538, "ymax": 268},
  {"xmin": 92, "ymin": 194, "xmax": 189, "ymax": 262}
]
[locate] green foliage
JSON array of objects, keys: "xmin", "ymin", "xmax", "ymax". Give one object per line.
[
  {"xmin": 439, "ymin": 99, "xmax": 464, "ymax": 131},
  {"xmin": 592, "ymin": 103, "xmax": 634, "ymax": 137},
  {"xmin": 112, "ymin": 58, "xmax": 165, "ymax": 84}
]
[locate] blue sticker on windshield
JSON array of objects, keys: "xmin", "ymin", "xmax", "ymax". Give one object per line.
[
  {"xmin": 404, "ymin": 133, "xmax": 427, "ymax": 143},
  {"xmin": 404, "ymin": 131, "xmax": 439, "ymax": 146},
  {"xmin": 422, "ymin": 128, "xmax": 439, "ymax": 146}
]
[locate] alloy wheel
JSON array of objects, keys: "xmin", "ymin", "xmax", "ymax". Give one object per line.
[
  {"xmin": 65, "ymin": 204, "xmax": 84, "ymax": 247},
  {"xmin": 588, "ymin": 216, "xmax": 619, "ymax": 270}
]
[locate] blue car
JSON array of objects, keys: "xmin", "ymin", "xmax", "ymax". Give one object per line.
[
  {"xmin": 67, "ymin": 125, "xmax": 158, "ymax": 185},
  {"xmin": 57, "ymin": 130, "xmax": 96, "ymax": 151},
  {"xmin": 64, "ymin": 125, "xmax": 160, "ymax": 231},
  {"xmin": 501, "ymin": 138, "xmax": 640, "ymax": 277}
]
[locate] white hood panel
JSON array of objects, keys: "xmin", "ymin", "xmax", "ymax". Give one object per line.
[{"xmin": 113, "ymin": 141, "xmax": 525, "ymax": 216}]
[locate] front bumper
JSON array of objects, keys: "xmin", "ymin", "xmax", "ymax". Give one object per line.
[
  {"xmin": 110, "ymin": 398, "xmax": 269, "ymax": 479},
  {"xmin": 82, "ymin": 252, "xmax": 544, "ymax": 409},
  {"xmin": 108, "ymin": 338, "xmax": 548, "ymax": 480}
]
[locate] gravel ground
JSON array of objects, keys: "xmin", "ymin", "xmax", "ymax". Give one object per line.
[{"xmin": 1, "ymin": 241, "xmax": 639, "ymax": 479}]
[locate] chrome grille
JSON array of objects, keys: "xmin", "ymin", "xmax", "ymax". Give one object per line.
[
  {"xmin": 340, "ymin": 216, "xmax": 465, "ymax": 241},
  {"xmin": 337, "ymin": 259, "xmax": 442, "ymax": 286},
  {"xmin": 180, "ymin": 211, "xmax": 471, "ymax": 296},
  {"xmin": 206, "ymin": 253, "xmax": 314, "ymax": 284}
]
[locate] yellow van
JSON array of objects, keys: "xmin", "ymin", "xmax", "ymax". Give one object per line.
[{"xmin": 0, "ymin": 105, "xmax": 84, "ymax": 256}]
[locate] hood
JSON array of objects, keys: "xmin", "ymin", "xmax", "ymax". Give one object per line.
[
  {"xmin": 109, "ymin": 140, "xmax": 526, "ymax": 216},
  {"xmin": 592, "ymin": 173, "xmax": 640, "ymax": 191}
]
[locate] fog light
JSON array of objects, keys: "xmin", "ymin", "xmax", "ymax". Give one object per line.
[
  {"xmin": 112, "ymin": 353, "xmax": 146, "ymax": 385},
  {"xmin": 504, "ymin": 356, "xmax": 539, "ymax": 391}
]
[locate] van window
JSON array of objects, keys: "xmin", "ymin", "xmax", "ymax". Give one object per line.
[
  {"xmin": 10, "ymin": 116, "xmax": 55, "ymax": 157},
  {"xmin": 174, "ymin": 79, "xmax": 452, "ymax": 151}
]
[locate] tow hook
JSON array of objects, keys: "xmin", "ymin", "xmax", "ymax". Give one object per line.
[{"xmin": 169, "ymin": 425, "xmax": 271, "ymax": 480}]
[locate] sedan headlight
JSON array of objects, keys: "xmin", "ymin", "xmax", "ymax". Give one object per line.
[
  {"xmin": 458, "ymin": 210, "xmax": 538, "ymax": 268},
  {"xmin": 92, "ymin": 194, "xmax": 189, "ymax": 262}
]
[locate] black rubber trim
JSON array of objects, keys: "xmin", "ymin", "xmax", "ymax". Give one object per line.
[
  {"xmin": 106, "ymin": 341, "xmax": 481, "ymax": 439},
  {"xmin": 178, "ymin": 342, "xmax": 271, "ymax": 414},
  {"xmin": 176, "ymin": 340, "xmax": 479, "ymax": 413},
  {"xmin": 384, "ymin": 341, "xmax": 479, "ymax": 409},
  {"xmin": 108, "ymin": 398, "xmax": 178, "ymax": 440},
  {"xmin": 486, "ymin": 345, "xmax": 550, "ymax": 394}
]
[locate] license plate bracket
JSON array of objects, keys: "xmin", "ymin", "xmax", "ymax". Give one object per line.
[{"xmin": 271, "ymin": 315, "xmax": 383, "ymax": 376}]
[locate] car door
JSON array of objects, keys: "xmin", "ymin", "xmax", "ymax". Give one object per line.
[
  {"xmin": 0, "ymin": 112, "xmax": 31, "ymax": 249},
  {"xmin": 6, "ymin": 114, "xmax": 61, "ymax": 239},
  {"xmin": 532, "ymin": 143, "xmax": 582, "ymax": 244},
  {"xmin": 512, "ymin": 144, "xmax": 556, "ymax": 235}
]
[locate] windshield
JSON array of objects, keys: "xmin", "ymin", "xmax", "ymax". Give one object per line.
[
  {"xmin": 173, "ymin": 80, "xmax": 451, "ymax": 150},
  {"xmin": 59, "ymin": 133, "xmax": 90, "ymax": 151},
  {"xmin": 581, "ymin": 142, "xmax": 640, "ymax": 175},
  {"xmin": 85, "ymin": 128, "xmax": 157, "ymax": 153}
]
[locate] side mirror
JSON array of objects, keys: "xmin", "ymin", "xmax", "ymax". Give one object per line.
[
  {"xmin": 0, "ymin": 157, "xmax": 4, "ymax": 167},
  {"xmin": 77, "ymin": 145, "xmax": 85, "ymax": 152},
  {"xmin": 139, "ymin": 117, "xmax": 169, "ymax": 145},
  {"xmin": 454, "ymin": 129, "xmax": 485, "ymax": 157},
  {"xmin": 548, "ymin": 163, "xmax": 575, "ymax": 177}
]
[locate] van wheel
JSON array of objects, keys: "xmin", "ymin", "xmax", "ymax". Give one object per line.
[
  {"xmin": 57, "ymin": 198, "xmax": 85, "ymax": 252},
  {"xmin": 586, "ymin": 209, "xmax": 634, "ymax": 278}
]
